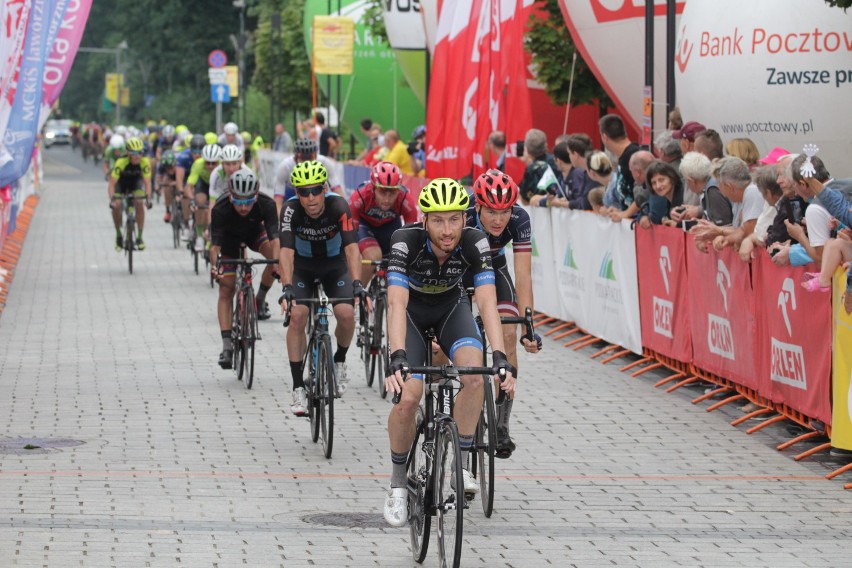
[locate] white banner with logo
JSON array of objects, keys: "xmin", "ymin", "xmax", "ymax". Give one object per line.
[
  {"xmin": 527, "ymin": 206, "xmax": 562, "ymax": 318},
  {"xmin": 676, "ymin": 0, "xmax": 852, "ymax": 176}
]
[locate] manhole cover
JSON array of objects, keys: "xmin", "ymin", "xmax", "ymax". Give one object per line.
[
  {"xmin": 302, "ymin": 512, "xmax": 391, "ymax": 529},
  {"xmin": 0, "ymin": 438, "xmax": 85, "ymax": 455}
]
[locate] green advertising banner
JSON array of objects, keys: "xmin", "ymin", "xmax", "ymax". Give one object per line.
[{"xmin": 303, "ymin": 0, "xmax": 426, "ymax": 147}]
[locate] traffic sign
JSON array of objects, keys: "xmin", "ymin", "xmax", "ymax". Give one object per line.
[
  {"xmin": 211, "ymin": 83, "xmax": 230, "ymax": 103},
  {"xmin": 208, "ymin": 68, "xmax": 227, "ymax": 85},
  {"xmin": 208, "ymin": 49, "xmax": 228, "ymax": 68}
]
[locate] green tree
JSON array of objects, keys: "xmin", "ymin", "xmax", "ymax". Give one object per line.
[
  {"xmin": 524, "ymin": 0, "xmax": 612, "ymax": 112},
  {"xmin": 363, "ymin": 0, "xmax": 388, "ymax": 44},
  {"xmin": 824, "ymin": 0, "xmax": 851, "ymax": 10}
]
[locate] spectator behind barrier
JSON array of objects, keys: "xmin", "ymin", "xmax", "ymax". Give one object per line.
[
  {"xmin": 546, "ymin": 140, "xmax": 596, "ymax": 211},
  {"xmin": 673, "ymin": 120, "xmax": 706, "ymax": 156},
  {"xmin": 382, "ymin": 130, "xmax": 414, "ymax": 175},
  {"xmin": 738, "ymin": 166, "xmax": 786, "ymax": 262},
  {"xmin": 637, "ymin": 160, "xmax": 685, "ymax": 229},
  {"xmin": 599, "ymin": 114, "xmax": 640, "ymax": 220},
  {"xmin": 668, "ymin": 107, "xmax": 683, "ymax": 131},
  {"xmin": 518, "ymin": 128, "xmax": 557, "ymax": 205},
  {"xmin": 726, "ymin": 138, "xmax": 761, "ymax": 170},
  {"xmin": 627, "ymin": 150, "xmax": 655, "ymax": 217},
  {"xmin": 487, "ymin": 130, "xmax": 507, "ymax": 171},
  {"xmin": 672, "ymin": 151, "xmax": 733, "ymax": 229},
  {"xmin": 690, "ymin": 156, "xmax": 766, "ymax": 253},
  {"xmin": 768, "ymin": 155, "xmax": 833, "ymax": 268},
  {"xmin": 694, "ymin": 129, "xmax": 724, "ymax": 162}
]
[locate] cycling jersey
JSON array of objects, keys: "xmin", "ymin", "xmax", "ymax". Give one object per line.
[
  {"xmin": 210, "ymin": 193, "xmax": 278, "ymax": 259},
  {"xmin": 387, "ymin": 224, "xmax": 495, "ymax": 300},
  {"xmin": 176, "ymin": 149, "xmax": 196, "ymax": 171},
  {"xmin": 465, "ymin": 204, "xmax": 532, "ymax": 268},
  {"xmin": 279, "ymin": 194, "xmax": 357, "ymax": 259},
  {"xmin": 273, "ymin": 154, "xmax": 341, "ymax": 201},
  {"xmin": 349, "ymin": 182, "xmax": 419, "ymax": 228},
  {"xmin": 111, "ymin": 156, "xmax": 152, "ymax": 193},
  {"xmin": 187, "ymin": 158, "xmax": 212, "ymax": 185}
]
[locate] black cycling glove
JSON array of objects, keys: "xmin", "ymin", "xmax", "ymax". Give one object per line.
[
  {"xmin": 492, "ymin": 350, "xmax": 517, "ymax": 378},
  {"xmin": 352, "ymin": 279, "xmax": 368, "ymax": 303},
  {"xmin": 278, "ymin": 284, "xmax": 294, "ymax": 306},
  {"xmin": 520, "ymin": 331, "xmax": 543, "ymax": 350},
  {"xmin": 387, "ymin": 349, "xmax": 408, "ymax": 378}
]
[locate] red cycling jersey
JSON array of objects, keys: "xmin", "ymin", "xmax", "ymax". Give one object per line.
[{"xmin": 349, "ymin": 182, "xmax": 419, "ymax": 229}]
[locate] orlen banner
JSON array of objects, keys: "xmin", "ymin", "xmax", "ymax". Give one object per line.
[
  {"xmin": 558, "ymin": 0, "xmax": 686, "ymax": 135},
  {"xmin": 676, "ymin": 0, "xmax": 852, "ymax": 176},
  {"xmin": 636, "ymin": 225, "xmax": 692, "ymax": 362},
  {"xmin": 686, "ymin": 239, "xmax": 758, "ymax": 390},
  {"xmin": 753, "ymin": 252, "xmax": 831, "ymax": 424},
  {"xmin": 382, "ymin": 0, "xmax": 428, "ymax": 106}
]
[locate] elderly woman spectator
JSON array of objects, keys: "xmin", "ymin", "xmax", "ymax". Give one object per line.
[
  {"xmin": 725, "ymin": 138, "xmax": 761, "ymax": 170},
  {"xmin": 738, "ymin": 166, "xmax": 786, "ymax": 261},
  {"xmin": 670, "ymin": 151, "xmax": 733, "ymax": 229},
  {"xmin": 638, "ymin": 161, "xmax": 685, "ymax": 229}
]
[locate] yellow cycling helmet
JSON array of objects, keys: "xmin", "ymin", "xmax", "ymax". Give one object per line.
[
  {"xmin": 125, "ymin": 137, "xmax": 145, "ymax": 153},
  {"xmin": 290, "ymin": 160, "xmax": 328, "ymax": 187},
  {"xmin": 418, "ymin": 178, "xmax": 470, "ymax": 212},
  {"xmin": 204, "ymin": 131, "xmax": 218, "ymax": 145},
  {"xmin": 175, "ymin": 124, "xmax": 189, "ymax": 135}
]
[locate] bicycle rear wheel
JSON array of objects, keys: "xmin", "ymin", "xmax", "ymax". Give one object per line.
[
  {"xmin": 242, "ymin": 287, "xmax": 257, "ymax": 389},
  {"xmin": 435, "ymin": 419, "xmax": 464, "ymax": 568},
  {"xmin": 475, "ymin": 378, "xmax": 497, "ymax": 517},
  {"xmin": 233, "ymin": 292, "xmax": 245, "ymax": 380},
  {"xmin": 360, "ymin": 316, "xmax": 373, "ymax": 387},
  {"xmin": 408, "ymin": 405, "xmax": 431, "ymax": 563},
  {"xmin": 318, "ymin": 336, "xmax": 335, "ymax": 458},
  {"xmin": 171, "ymin": 201, "xmax": 181, "ymax": 249},
  {"xmin": 375, "ymin": 296, "xmax": 389, "ymax": 399}
]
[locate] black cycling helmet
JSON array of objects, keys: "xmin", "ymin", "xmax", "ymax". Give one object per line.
[{"xmin": 189, "ymin": 134, "xmax": 206, "ymax": 153}]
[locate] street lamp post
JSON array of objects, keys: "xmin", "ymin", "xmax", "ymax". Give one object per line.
[
  {"xmin": 233, "ymin": 0, "xmax": 246, "ymax": 129},
  {"xmin": 78, "ymin": 40, "xmax": 127, "ymax": 125}
]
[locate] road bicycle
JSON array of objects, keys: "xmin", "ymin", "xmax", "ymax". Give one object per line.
[
  {"xmin": 217, "ymin": 247, "xmax": 277, "ymax": 390},
  {"xmin": 283, "ymin": 283, "xmax": 346, "ymax": 459},
  {"xmin": 114, "ymin": 193, "xmax": 146, "ymax": 275},
  {"xmin": 357, "ymin": 258, "xmax": 389, "ymax": 398},
  {"xmin": 469, "ymin": 306, "xmax": 536, "ymax": 518},
  {"xmin": 394, "ymin": 328, "xmax": 505, "ymax": 568}
]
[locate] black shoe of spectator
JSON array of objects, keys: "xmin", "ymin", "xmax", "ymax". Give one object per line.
[{"xmin": 218, "ymin": 349, "xmax": 233, "ymax": 369}]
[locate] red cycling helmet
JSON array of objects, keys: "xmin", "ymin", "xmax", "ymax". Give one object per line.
[
  {"xmin": 371, "ymin": 161, "xmax": 402, "ymax": 188},
  {"xmin": 473, "ymin": 169, "xmax": 518, "ymax": 209}
]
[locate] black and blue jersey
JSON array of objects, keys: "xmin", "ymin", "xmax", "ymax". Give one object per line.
[{"xmin": 279, "ymin": 194, "xmax": 357, "ymax": 259}]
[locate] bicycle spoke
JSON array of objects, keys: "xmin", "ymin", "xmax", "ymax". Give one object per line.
[{"xmin": 436, "ymin": 420, "xmax": 464, "ymax": 568}]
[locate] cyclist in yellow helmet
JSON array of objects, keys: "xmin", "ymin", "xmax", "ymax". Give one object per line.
[
  {"xmin": 108, "ymin": 137, "xmax": 153, "ymax": 251},
  {"xmin": 277, "ymin": 160, "xmax": 366, "ymax": 415},
  {"xmin": 380, "ymin": 177, "xmax": 516, "ymax": 527}
]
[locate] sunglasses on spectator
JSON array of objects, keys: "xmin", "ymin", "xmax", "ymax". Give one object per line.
[
  {"xmin": 296, "ymin": 185, "xmax": 325, "ymax": 197},
  {"xmin": 230, "ymin": 195, "xmax": 256, "ymax": 206}
]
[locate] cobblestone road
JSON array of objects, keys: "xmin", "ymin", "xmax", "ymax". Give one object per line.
[{"xmin": 1, "ymin": 148, "xmax": 851, "ymax": 567}]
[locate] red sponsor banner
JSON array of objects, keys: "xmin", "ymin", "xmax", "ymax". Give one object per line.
[
  {"xmin": 753, "ymin": 251, "xmax": 831, "ymax": 424},
  {"xmin": 636, "ymin": 226, "xmax": 692, "ymax": 362},
  {"xmin": 685, "ymin": 236, "xmax": 758, "ymax": 389}
]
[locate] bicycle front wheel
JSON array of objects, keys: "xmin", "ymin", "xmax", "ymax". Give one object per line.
[
  {"xmin": 476, "ymin": 378, "xmax": 497, "ymax": 517},
  {"xmin": 435, "ymin": 419, "xmax": 464, "ymax": 568},
  {"xmin": 360, "ymin": 319, "xmax": 373, "ymax": 387},
  {"xmin": 375, "ymin": 296, "xmax": 389, "ymax": 399},
  {"xmin": 318, "ymin": 336, "xmax": 335, "ymax": 458},
  {"xmin": 408, "ymin": 405, "xmax": 431, "ymax": 563},
  {"xmin": 124, "ymin": 212, "xmax": 134, "ymax": 274},
  {"xmin": 308, "ymin": 340, "xmax": 321, "ymax": 443},
  {"xmin": 233, "ymin": 293, "xmax": 245, "ymax": 381},
  {"xmin": 171, "ymin": 202, "xmax": 181, "ymax": 249},
  {"xmin": 242, "ymin": 287, "xmax": 257, "ymax": 390}
]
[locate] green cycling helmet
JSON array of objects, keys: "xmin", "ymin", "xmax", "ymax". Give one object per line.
[
  {"xmin": 418, "ymin": 178, "xmax": 470, "ymax": 213},
  {"xmin": 290, "ymin": 160, "xmax": 328, "ymax": 188}
]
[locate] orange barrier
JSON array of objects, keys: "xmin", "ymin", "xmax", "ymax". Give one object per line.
[{"xmin": 0, "ymin": 195, "xmax": 39, "ymax": 317}]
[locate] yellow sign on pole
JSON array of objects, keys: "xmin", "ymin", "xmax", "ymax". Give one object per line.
[
  {"xmin": 105, "ymin": 73, "xmax": 122, "ymax": 103},
  {"xmin": 832, "ymin": 267, "xmax": 852, "ymax": 450},
  {"xmin": 225, "ymin": 65, "xmax": 239, "ymax": 97},
  {"xmin": 120, "ymin": 87, "xmax": 130, "ymax": 107},
  {"xmin": 312, "ymin": 16, "xmax": 355, "ymax": 75}
]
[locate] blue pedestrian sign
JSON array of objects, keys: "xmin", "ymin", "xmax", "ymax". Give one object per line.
[{"xmin": 211, "ymin": 84, "xmax": 230, "ymax": 103}]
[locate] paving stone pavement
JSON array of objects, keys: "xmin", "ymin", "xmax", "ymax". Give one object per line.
[{"xmin": 1, "ymin": 147, "xmax": 851, "ymax": 568}]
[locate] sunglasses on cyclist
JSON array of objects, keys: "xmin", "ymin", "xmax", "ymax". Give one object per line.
[
  {"xmin": 296, "ymin": 185, "xmax": 325, "ymax": 197},
  {"xmin": 204, "ymin": 161, "xmax": 218, "ymax": 167},
  {"xmin": 230, "ymin": 195, "xmax": 257, "ymax": 207},
  {"xmin": 128, "ymin": 151, "xmax": 142, "ymax": 156}
]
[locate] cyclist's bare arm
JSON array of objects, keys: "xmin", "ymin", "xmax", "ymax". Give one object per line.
[
  {"xmin": 512, "ymin": 251, "xmax": 539, "ymax": 353},
  {"xmin": 278, "ymin": 246, "xmax": 295, "ymax": 312},
  {"xmin": 385, "ymin": 284, "xmax": 409, "ymax": 394},
  {"xmin": 474, "ymin": 283, "xmax": 516, "ymax": 393}
]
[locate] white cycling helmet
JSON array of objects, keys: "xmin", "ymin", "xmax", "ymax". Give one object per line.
[
  {"xmin": 161, "ymin": 124, "xmax": 176, "ymax": 138},
  {"xmin": 220, "ymin": 144, "xmax": 243, "ymax": 162},
  {"xmin": 229, "ymin": 169, "xmax": 259, "ymax": 198},
  {"xmin": 115, "ymin": 125, "xmax": 128, "ymax": 137},
  {"xmin": 109, "ymin": 134, "xmax": 125, "ymax": 148},
  {"xmin": 201, "ymin": 144, "xmax": 223, "ymax": 162},
  {"xmin": 223, "ymin": 122, "xmax": 239, "ymax": 136}
]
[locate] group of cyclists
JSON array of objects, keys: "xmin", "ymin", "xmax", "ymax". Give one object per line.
[{"xmin": 100, "ymin": 121, "xmax": 545, "ymax": 534}]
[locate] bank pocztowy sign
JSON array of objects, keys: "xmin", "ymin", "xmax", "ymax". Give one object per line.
[{"xmin": 676, "ymin": 0, "xmax": 851, "ymax": 175}]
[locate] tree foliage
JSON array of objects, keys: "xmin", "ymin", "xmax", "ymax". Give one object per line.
[
  {"xmin": 824, "ymin": 0, "xmax": 851, "ymax": 10},
  {"xmin": 524, "ymin": 0, "xmax": 611, "ymax": 110},
  {"xmin": 363, "ymin": 0, "xmax": 388, "ymax": 44}
]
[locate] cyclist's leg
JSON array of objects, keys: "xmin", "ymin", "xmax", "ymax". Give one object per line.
[
  {"xmin": 287, "ymin": 261, "xmax": 314, "ymax": 388},
  {"xmin": 217, "ymin": 254, "xmax": 238, "ymax": 365},
  {"xmin": 324, "ymin": 258, "xmax": 355, "ymax": 391},
  {"xmin": 250, "ymin": 231, "xmax": 275, "ymax": 317},
  {"xmin": 194, "ymin": 190, "xmax": 209, "ymax": 241},
  {"xmin": 437, "ymin": 293, "xmax": 485, "ymax": 442},
  {"xmin": 357, "ymin": 223, "xmax": 381, "ymax": 283},
  {"xmin": 494, "ymin": 263, "xmax": 519, "ymax": 455}
]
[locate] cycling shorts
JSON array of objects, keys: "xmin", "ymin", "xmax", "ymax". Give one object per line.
[
  {"xmin": 292, "ymin": 255, "xmax": 353, "ymax": 307},
  {"xmin": 463, "ymin": 262, "xmax": 517, "ymax": 316},
  {"xmin": 193, "ymin": 179, "xmax": 210, "ymax": 197},
  {"xmin": 357, "ymin": 218, "xmax": 403, "ymax": 255},
  {"xmin": 405, "ymin": 291, "xmax": 482, "ymax": 377},
  {"xmin": 218, "ymin": 230, "xmax": 271, "ymax": 277},
  {"xmin": 116, "ymin": 177, "xmax": 145, "ymax": 197}
]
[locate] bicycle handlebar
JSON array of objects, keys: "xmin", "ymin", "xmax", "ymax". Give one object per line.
[
  {"xmin": 360, "ymin": 259, "xmax": 389, "ymax": 266},
  {"xmin": 281, "ymin": 296, "xmax": 357, "ymax": 328},
  {"xmin": 392, "ymin": 365, "xmax": 507, "ymax": 404},
  {"xmin": 217, "ymin": 258, "xmax": 278, "ymax": 267},
  {"xmin": 500, "ymin": 307, "xmax": 536, "ymax": 342}
]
